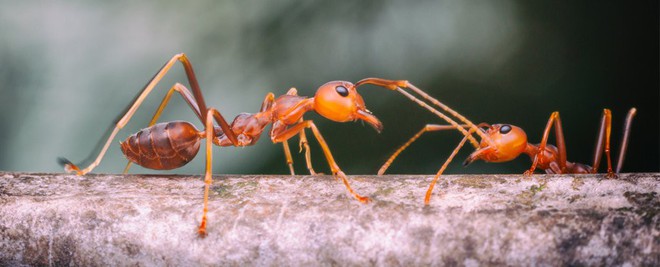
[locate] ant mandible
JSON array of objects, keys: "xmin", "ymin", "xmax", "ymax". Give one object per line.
[
  {"xmin": 377, "ymin": 87, "xmax": 637, "ymax": 205},
  {"xmin": 59, "ymin": 53, "xmax": 417, "ymax": 237}
]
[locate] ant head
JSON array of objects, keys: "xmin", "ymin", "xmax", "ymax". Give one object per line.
[
  {"xmin": 464, "ymin": 124, "xmax": 528, "ymax": 165},
  {"xmin": 313, "ymin": 81, "xmax": 383, "ymax": 132}
]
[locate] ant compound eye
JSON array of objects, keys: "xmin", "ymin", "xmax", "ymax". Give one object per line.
[
  {"xmin": 335, "ymin": 86, "xmax": 349, "ymax": 97},
  {"xmin": 499, "ymin": 125, "xmax": 512, "ymax": 134}
]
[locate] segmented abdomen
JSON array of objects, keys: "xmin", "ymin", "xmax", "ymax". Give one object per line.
[{"xmin": 120, "ymin": 121, "xmax": 202, "ymax": 170}]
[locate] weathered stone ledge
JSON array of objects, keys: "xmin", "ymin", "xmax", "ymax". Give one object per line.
[{"xmin": 0, "ymin": 172, "xmax": 658, "ymax": 265}]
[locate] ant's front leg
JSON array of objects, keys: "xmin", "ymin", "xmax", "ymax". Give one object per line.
[
  {"xmin": 379, "ymin": 124, "xmax": 475, "ymax": 175},
  {"xmin": 274, "ymin": 119, "xmax": 319, "ymax": 176},
  {"xmin": 296, "ymin": 118, "xmax": 320, "ymax": 175},
  {"xmin": 281, "ymin": 88, "xmax": 320, "ymax": 175},
  {"xmin": 271, "ymin": 120, "xmax": 370, "ymax": 203},
  {"xmin": 356, "ymin": 78, "xmax": 486, "ymax": 148},
  {"xmin": 525, "ymin": 111, "xmax": 567, "ymax": 175}
]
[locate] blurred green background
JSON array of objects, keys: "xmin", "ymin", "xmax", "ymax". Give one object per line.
[{"xmin": 0, "ymin": 1, "xmax": 657, "ymax": 176}]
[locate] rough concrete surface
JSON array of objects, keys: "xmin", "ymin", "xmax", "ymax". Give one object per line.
[{"xmin": 0, "ymin": 172, "xmax": 658, "ymax": 266}]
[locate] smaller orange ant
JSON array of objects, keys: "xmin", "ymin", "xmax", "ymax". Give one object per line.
[
  {"xmin": 462, "ymin": 109, "xmax": 636, "ymax": 176},
  {"xmin": 378, "ymin": 88, "xmax": 637, "ymax": 205}
]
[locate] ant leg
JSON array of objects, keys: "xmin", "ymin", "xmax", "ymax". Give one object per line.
[
  {"xmin": 395, "ymin": 88, "xmax": 482, "ymax": 148},
  {"xmin": 281, "ymin": 141, "xmax": 296, "ymax": 175},
  {"xmin": 279, "ymin": 88, "xmax": 318, "ymax": 175},
  {"xmin": 615, "ymin": 108, "xmax": 637, "ymax": 173},
  {"xmin": 278, "ymin": 124, "xmax": 317, "ymax": 176},
  {"xmin": 525, "ymin": 112, "xmax": 567, "ymax": 175},
  {"xmin": 271, "ymin": 120, "xmax": 370, "ymax": 203},
  {"xmin": 259, "ymin": 92, "xmax": 297, "ymax": 175},
  {"xmin": 273, "ymin": 121, "xmax": 298, "ymax": 175},
  {"xmin": 355, "ymin": 78, "xmax": 487, "ymax": 148},
  {"xmin": 258, "ymin": 92, "xmax": 296, "ymax": 176},
  {"xmin": 590, "ymin": 109, "xmax": 614, "ymax": 177},
  {"xmin": 123, "ymin": 83, "xmax": 202, "ymax": 173},
  {"xmin": 196, "ymin": 108, "xmax": 246, "ymax": 237},
  {"xmin": 297, "ymin": 119, "xmax": 319, "ymax": 175},
  {"xmin": 61, "ymin": 53, "xmax": 218, "ymax": 175},
  {"xmin": 198, "ymin": 108, "xmax": 220, "ymax": 237},
  {"xmin": 378, "ymin": 124, "xmax": 474, "ymax": 175},
  {"xmin": 403, "ymin": 84, "xmax": 494, "ymax": 146},
  {"xmin": 424, "ymin": 127, "xmax": 478, "ymax": 205},
  {"xmin": 115, "ymin": 53, "xmax": 210, "ymax": 126}
]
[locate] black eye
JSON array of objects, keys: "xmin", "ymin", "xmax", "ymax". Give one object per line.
[
  {"xmin": 499, "ymin": 125, "xmax": 512, "ymax": 134},
  {"xmin": 335, "ymin": 86, "xmax": 349, "ymax": 97}
]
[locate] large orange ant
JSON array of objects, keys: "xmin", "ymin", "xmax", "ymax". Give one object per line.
[
  {"xmin": 59, "ymin": 53, "xmax": 423, "ymax": 236},
  {"xmin": 377, "ymin": 88, "xmax": 637, "ymax": 205}
]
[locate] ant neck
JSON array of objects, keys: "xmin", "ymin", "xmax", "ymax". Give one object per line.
[{"xmin": 523, "ymin": 143, "xmax": 540, "ymax": 160}]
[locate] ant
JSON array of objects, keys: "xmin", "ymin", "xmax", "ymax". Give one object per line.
[
  {"xmin": 59, "ymin": 53, "xmax": 420, "ymax": 237},
  {"xmin": 377, "ymin": 87, "xmax": 637, "ymax": 205}
]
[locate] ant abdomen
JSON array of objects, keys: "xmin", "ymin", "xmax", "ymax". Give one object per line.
[{"xmin": 120, "ymin": 121, "xmax": 202, "ymax": 170}]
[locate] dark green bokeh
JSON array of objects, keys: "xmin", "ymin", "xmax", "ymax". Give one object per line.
[{"xmin": 0, "ymin": 1, "xmax": 657, "ymax": 175}]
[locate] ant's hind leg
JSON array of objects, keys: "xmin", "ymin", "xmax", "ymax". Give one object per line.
[
  {"xmin": 590, "ymin": 109, "xmax": 614, "ymax": 177},
  {"xmin": 196, "ymin": 108, "xmax": 242, "ymax": 237},
  {"xmin": 198, "ymin": 108, "xmax": 218, "ymax": 237},
  {"xmin": 590, "ymin": 108, "xmax": 637, "ymax": 177},
  {"xmin": 61, "ymin": 54, "xmax": 209, "ymax": 175},
  {"xmin": 615, "ymin": 108, "xmax": 637, "ymax": 173}
]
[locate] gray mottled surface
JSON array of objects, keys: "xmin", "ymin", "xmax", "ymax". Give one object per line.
[{"xmin": 0, "ymin": 172, "xmax": 658, "ymax": 266}]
